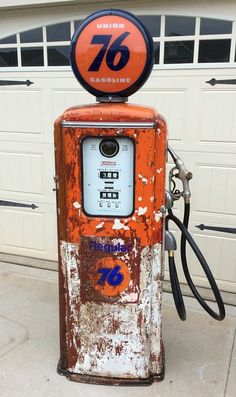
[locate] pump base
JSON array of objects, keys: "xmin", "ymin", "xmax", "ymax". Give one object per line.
[{"xmin": 57, "ymin": 361, "xmax": 165, "ymax": 386}]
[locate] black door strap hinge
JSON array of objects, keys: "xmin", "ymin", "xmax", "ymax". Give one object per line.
[
  {"xmin": 0, "ymin": 80, "xmax": 33, "ymax": 86},
  {"xmin": 206, "ymin": 78, "xmax": 236, "ymax": 86},
  {"xmin": 0, "ymin": 200, "xmax": 38, "ymax": 209},
  {"xmin": 196, "ymin": 224, "xmax": 236, "ymax": 234}
]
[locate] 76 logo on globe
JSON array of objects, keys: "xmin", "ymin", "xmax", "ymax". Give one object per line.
[{"xmin": 70, "ymin": 9, "xmax": 154, "ymax": 98}]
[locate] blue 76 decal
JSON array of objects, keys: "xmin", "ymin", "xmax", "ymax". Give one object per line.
[{"xmin": 97, "ymin": 266, "xmax": 124, "ymax": 286}]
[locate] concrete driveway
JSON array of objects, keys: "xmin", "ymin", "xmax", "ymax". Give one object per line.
[{"xmin": 0, "ymin": 262, "xmax": 235, "ymax": 397}]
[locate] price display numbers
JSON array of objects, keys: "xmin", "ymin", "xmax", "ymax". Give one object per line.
[{"xmin": 70, "ymin": 9, "xmax": 154, "ymax": 98}]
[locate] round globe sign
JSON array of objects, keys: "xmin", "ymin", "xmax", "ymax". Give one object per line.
[{"xmin": 70, "ymin": 9, "xmax": 154, "ymax": 98}]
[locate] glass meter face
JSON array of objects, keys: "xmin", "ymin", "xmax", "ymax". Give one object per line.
[{"xmin": 82, "ymin": 136, "xmax": 134, "ymax": 217}]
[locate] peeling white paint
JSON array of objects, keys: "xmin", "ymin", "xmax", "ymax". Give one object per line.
[
  {"xmin": 132, "ymin": 216, "xmax": 136, "ymax": 221},
  {"xmin": 150, "ymin": 243, "xmax": 163, "ymax": 373},
  {"xmin": 156, "ymin": 167, "xmax": 163, "ymax": 174},
  {"xmin": 112, "ymin": 219, "xmax": 130, "ymax": 230},
  {"xmin": 111, "ymin": 237, "xmax": 126, "ymax": 246},
  {"xmin": 71, "ymin": 334, "xmax": 148, "ymax": 377},
  {"xmin": 119, "ymin": 291, "xmax": 139, "ymax": 304},
  {"xmin": 138, "ymin": 174, "xmax": 148, "ymax": 184},
  {"xmin": 96, "ymin": 222, "xmax": 105, "ymax": 229},
  {"xmin": 138, "ymin": 197, "xmax": 142, "ymax": 202},
  {"xmin": 73, "ymin": 202, "xmax": 81, "ymax": 209},
  {"xmin": 60, "ymin": 237, "xmax": 164, "ymax": 380},
  {"xmin": 68, "ymin": 243, "xmax": 163, "ymax": 379},
  {"xmin": 150, "ymin": 196, "xmax": 154, "ymax": 202},
  {"xmin": 138, "ymin": 206, "xmax": 147, "ymax": 216},
  {"xmin": 60, "ymin": 241, "xmax": 81, "ymax": 351},
  {"xmin": 154, "ymin": 211, "xmax": 162, "ymax": 222}
]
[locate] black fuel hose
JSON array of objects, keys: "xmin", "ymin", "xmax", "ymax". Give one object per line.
[
  {"xmin": 166, "ymin": 205, "xmax": 225, "ymax": 321},
  {"xmin": 168, "ymin": 254, "xmax": 186, "ymax": 321},
  {"xmin": 165, "ymin": 214, "xmax": 186, "ymax": 320}
]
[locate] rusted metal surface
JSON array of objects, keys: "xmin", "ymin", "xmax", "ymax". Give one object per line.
[
  {"xmin": 54, "ymin": 102, "xmax": 167, "ymax": 384},
  {"xmin": 57, "ymin": 358, "xmax": 165, "ymax": 385}
]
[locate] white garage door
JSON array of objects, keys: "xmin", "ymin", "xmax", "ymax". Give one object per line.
[{"xmin": 0, "ymin": 15, "xmax": 235, "ymax": 293}]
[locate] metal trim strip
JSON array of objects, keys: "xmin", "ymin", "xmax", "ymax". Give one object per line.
[{"xmin": 61, "ymin": 121, "xmax": 155, "ymax": 128}]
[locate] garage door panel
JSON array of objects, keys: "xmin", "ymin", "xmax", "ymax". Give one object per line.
[
  {"xmin": 0, "ymin": 69, "xmax": 235, "ymax": 289},
  {"xmin": 133, "ymin": 89, "xmax": 188, "ymax": 142},
  {"xmin": 0, "ymin": 75, "xmax": 62, "ymax": 144},
  {"xmin": 166, "ymin": 148, "xmax": 236, "ymax": 290},
  {"xmin": 199, "ymin": 90, "xmax": 236, "ymax": 143},
  {"xmin": 0, "ymin": 204, "xmax": 57, "ymax": 260},
  {"xmin": 2, "ymin": 209, "xmax": 45, "ymax": 251},
  {"xmin": 165, "ymin": 224, "xmax": 236, "ymax": 293},
  {"xmin": 0, "ymin": 89, "xmax": 43, "ymax": 134},
  {"xmin": 1, "ymin": 152, "xmax": 43, "ymax": 195},
  {"xmin": 52, "ymin": 89, "xmax": 93, "ymax": 121},
  {"xmin": 0, "ymin": 142, "xmax": 56, "ymax": 203},
  {"xmin": 194, "ymin": 164, "xmax": 236, "ymax": 215},
  {"xmin": 0, "ymin": 9, "xmax": 234, "ymax": 295},
  {"xmin": 172, "ymin": 151, "xmax": 236, "ymax": 216},
  {"xmin": 187, "ymin": 233, "xmax": 236, "ymax": 283},
  {"xmin": 166, "ymin": 215, "xmax": 236, "ymax": 291}
]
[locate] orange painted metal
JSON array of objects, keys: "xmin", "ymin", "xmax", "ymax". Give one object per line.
[
  {"xmin": 54, "ymin": 102, "xmax": 167, "ymax": 384},
  {"xmin": 55, "ymin": 103, "xmax": 166, "ymax": 246}
]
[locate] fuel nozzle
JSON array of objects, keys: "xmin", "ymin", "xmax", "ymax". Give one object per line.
[{"xmin": 168, "ymin": 145, "xmax": 193, "ymax": 203}]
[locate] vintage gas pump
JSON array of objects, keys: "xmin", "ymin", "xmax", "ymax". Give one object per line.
[{"xmin": 54, "ymin": 9, "xmax": 225, "ymax": 385}]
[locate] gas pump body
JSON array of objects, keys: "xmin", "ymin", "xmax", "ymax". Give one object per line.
[
  {"xmin": 54, "ymin": 8, "xmax": 225, "ymax": 385},
  {"xmin": 54, "ymin": 102, "xmax": 167, "ymax": 384}
]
